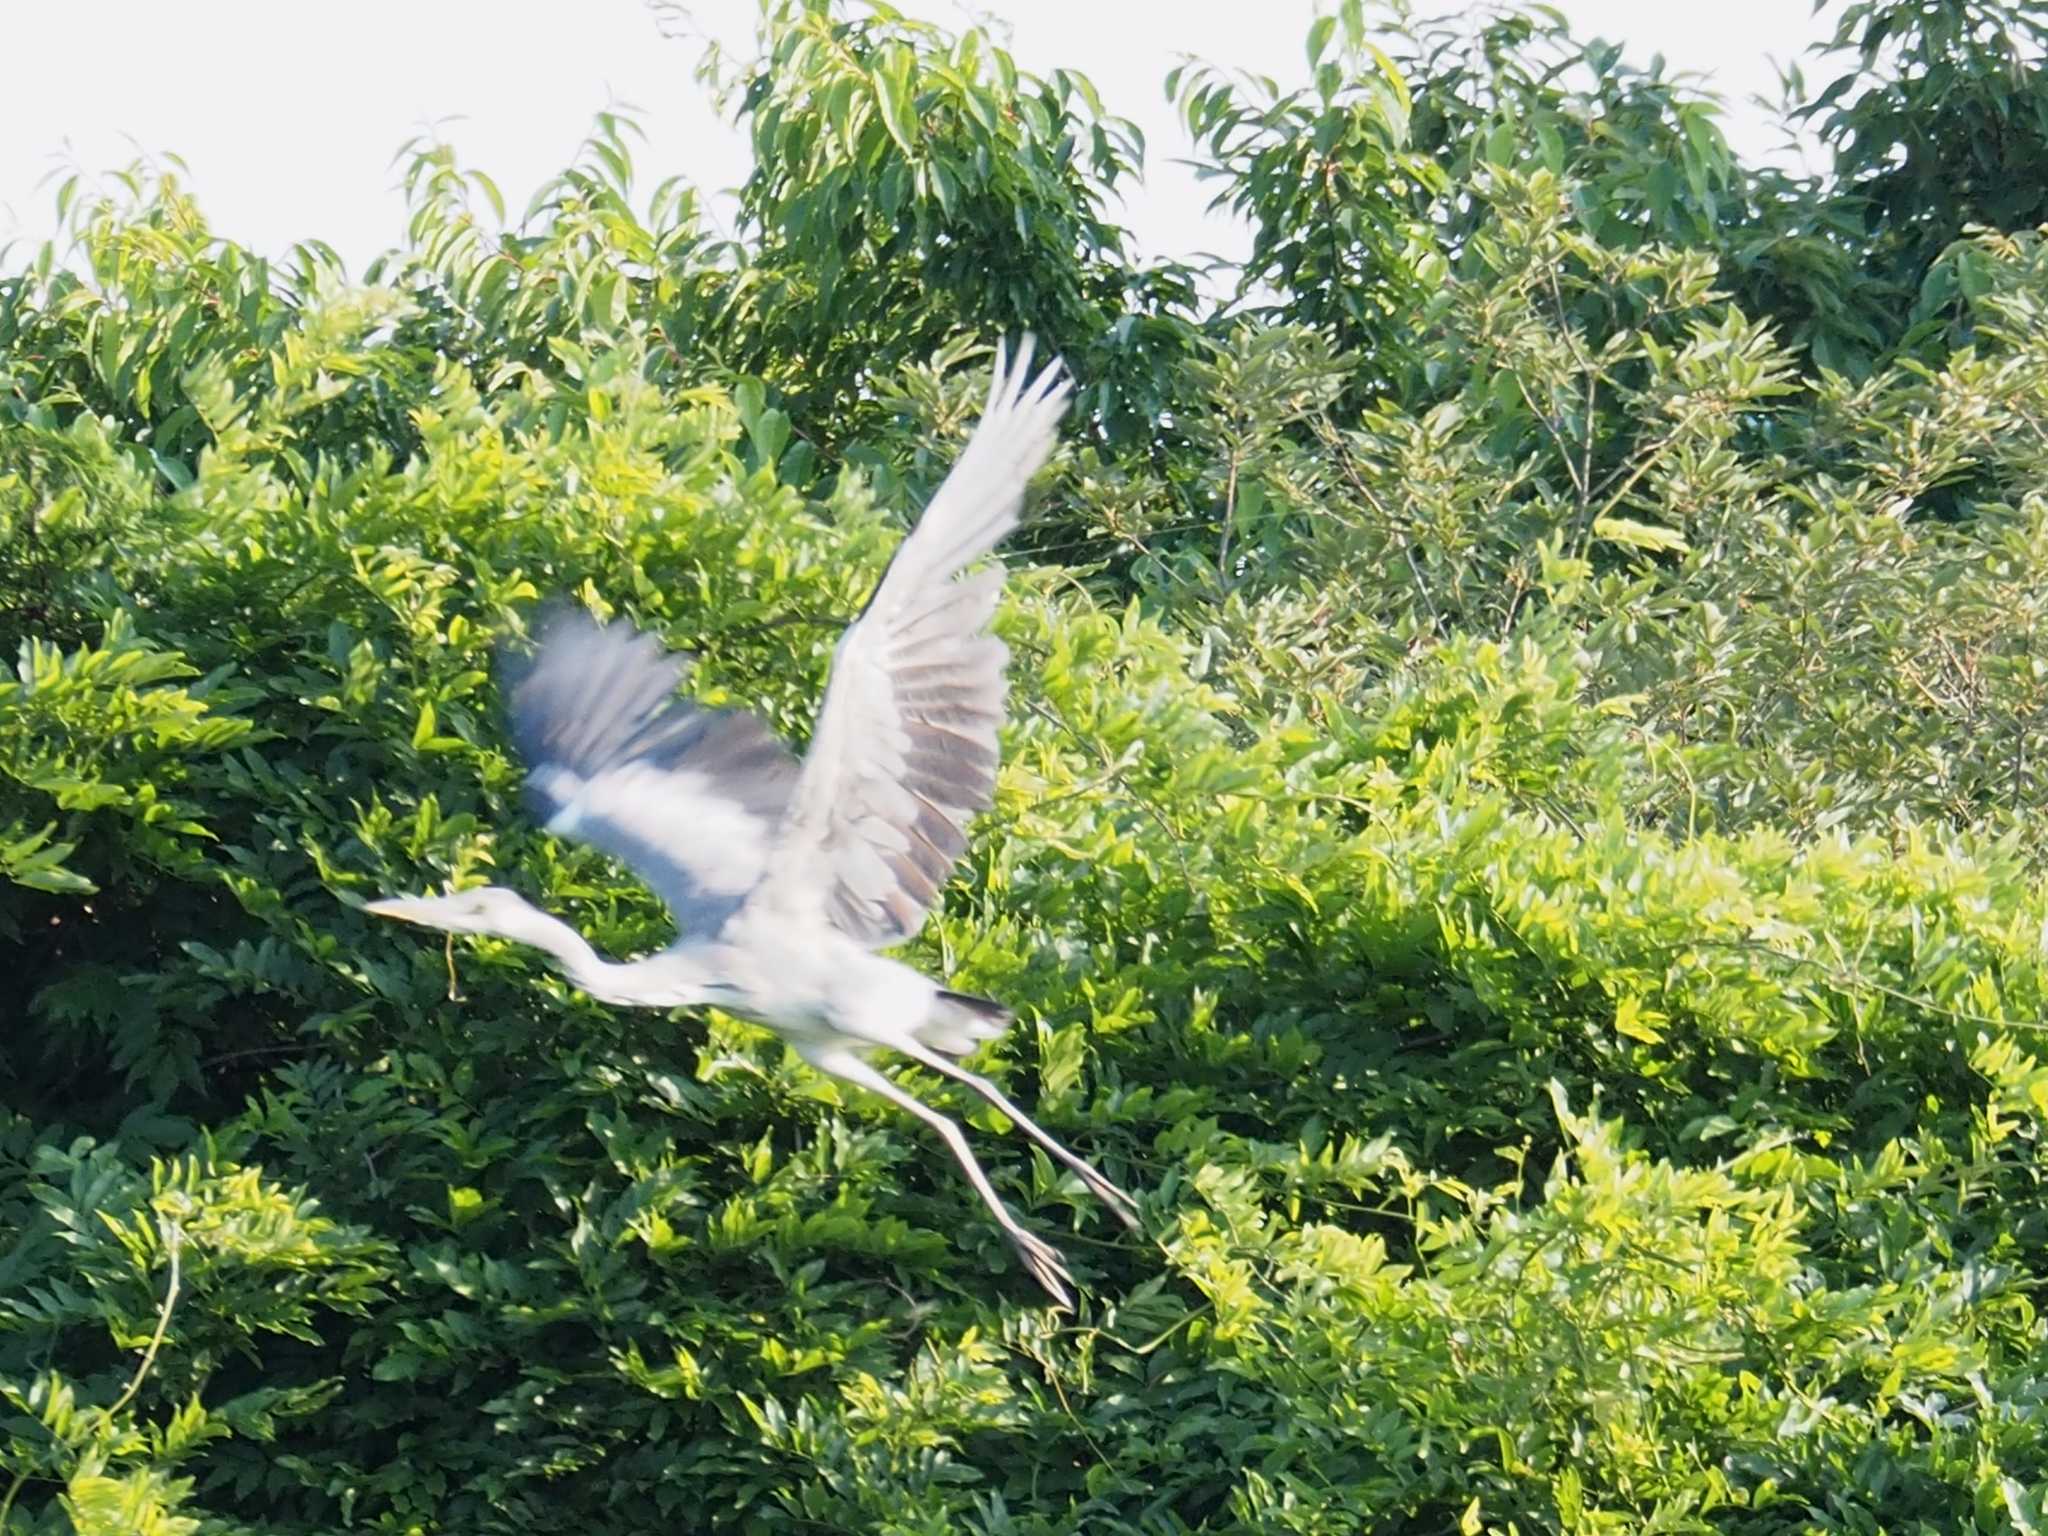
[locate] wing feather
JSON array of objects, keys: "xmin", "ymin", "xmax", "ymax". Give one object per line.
[
  {"xmin": 753, "ymin": 338, "xmax": 1070, "ymax": 946},
  {"xmin": 505, "ymin": 608, "xmax": 800, "ymax": 937}
]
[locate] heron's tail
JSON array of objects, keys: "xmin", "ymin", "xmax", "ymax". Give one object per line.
[{"xmin": 918, "ymin": 989, "xmax": 1012, "ymax": 1057}]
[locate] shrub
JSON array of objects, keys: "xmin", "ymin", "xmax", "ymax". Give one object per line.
[{"xmin": 9, "ymin": 2, "xmax": 2048, "ymax": 1531}]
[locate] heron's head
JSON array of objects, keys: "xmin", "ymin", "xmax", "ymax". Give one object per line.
[{"xmin": 363, "ymin": 886, "xmax": 535, "ymax": 938}]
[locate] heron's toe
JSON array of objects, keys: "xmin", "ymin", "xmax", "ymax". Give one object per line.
[
  {"xmin": 1010, "ymin": 1227, "xmax": 1076, "ymax": 1309},
  {"xmin": 1089, "ymin": 1173, "xmax": 1143, "ymax": 1230}
]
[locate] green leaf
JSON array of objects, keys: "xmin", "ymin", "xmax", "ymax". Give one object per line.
[
  {"xmin": 1307, "ymin": 16, "xmax": 1335, "ymax": 68},
  {"xmin": 1592, "ymin": 516, "xmax": 1690, "ymax": 554}
]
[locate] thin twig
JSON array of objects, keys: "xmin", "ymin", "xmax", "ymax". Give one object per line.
[
  {"xmin": 1217, "ymin": 449, "xmax": 1241, "ymax": 589},
  {"xmin": 0, "ymin": 1468, "xmax": 24, "ymax": 1534},
  {"xmin": 105, "ymin": 1218, "xmax": 184, "ymax": 1421},
  {"xmin": 0, "ymin": 1219, "xmax": 188, "ymax": 1533}
]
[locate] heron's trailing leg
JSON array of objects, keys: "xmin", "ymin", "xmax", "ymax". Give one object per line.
[
  {"xmin": 891, "ymin": 1038, "xmax": 1140, "ymax": 1230},
  {"xmin": 813, "ymin": 1049, "xmax": 1078, "ymax": 1309}
]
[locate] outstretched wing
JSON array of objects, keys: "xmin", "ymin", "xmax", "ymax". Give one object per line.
[
  {"xmin": 504, "ymin": 608, "xmax": 800, "ymax": 938},
  {"xmin": 752, "ymin": 338, "xmax": 1071, "ymax": 947}
]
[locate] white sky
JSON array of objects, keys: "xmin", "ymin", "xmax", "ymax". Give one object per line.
[{"xmin": 0, "ymin": 2, "xmax": 1831, "ymax": 277}]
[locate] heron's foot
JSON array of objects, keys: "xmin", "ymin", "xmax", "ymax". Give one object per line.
[
  {"xmin": 1079, "ymin": 1165, "xmax": 1143, "ymax": 1231},
  {"xmin": 1008, "ymin": 1224, "xmax": 1076, "ymax": 1310}
]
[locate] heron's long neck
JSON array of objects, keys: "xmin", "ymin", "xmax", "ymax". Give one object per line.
[
  {"xmin": 496, "ymin": 902, "xmax": 630, "ymax": 1001},
  {"xmin": 495, "ymin": 900, "xmax": 713, "ymax": 1008}
]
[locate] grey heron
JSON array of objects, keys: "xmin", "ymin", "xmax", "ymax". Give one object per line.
[{"xmin": 366, "ymin": 339, "xmax": 1137, "ymax": 1306}]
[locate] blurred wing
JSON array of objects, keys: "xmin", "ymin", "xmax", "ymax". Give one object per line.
[
  {"xmin": 505, "ymin": 608, "xmax": 800, "ymax": 938},
  {"xmin": 756, "ymin": 338, "xmax": 1071, "ymax": 947}
]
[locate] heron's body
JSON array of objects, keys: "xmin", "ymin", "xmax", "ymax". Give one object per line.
[
  {"xmin": 534, "ymin": 915, "xmax": 967, "ymax": 1051},
  {"xmin": 619, "ymin": 926, "xmax": 951, "ymax": 1056},
  {"xmin": 367, "ymin": 340, "xmax": 1134, "ymax": 1305}
]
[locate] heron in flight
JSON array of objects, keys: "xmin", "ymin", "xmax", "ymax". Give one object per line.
[{"xmin": 367, "ymin": 340, "xmax": 1136, "ymax": 1305}]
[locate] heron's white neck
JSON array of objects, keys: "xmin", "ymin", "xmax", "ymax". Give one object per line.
[
  {"xmin": 484, "ymin": 899, "xmax": 609, "ymax": 987},
  {"xmin": 486, "ymin": 897, "xmax": 714, "ymax": 1008}
]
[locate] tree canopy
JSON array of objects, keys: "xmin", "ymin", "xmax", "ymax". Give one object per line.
[{"xmin": 7, "ymin": 1, "xmax": 2048, "ymax": 1531}]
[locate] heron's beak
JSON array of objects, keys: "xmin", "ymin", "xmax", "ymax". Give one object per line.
[{"xmin": 364, "ymin": 895, "xmax": 433, "ymax": 925}]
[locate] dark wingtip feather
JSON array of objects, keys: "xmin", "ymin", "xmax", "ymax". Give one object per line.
[{"xmin": 917, "ymin": 988, "xmax": 1014, "ymax": 1057}]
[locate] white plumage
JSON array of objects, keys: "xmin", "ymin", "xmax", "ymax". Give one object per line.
[{"xmin": 367, "ymin": 340, "xmax": 1137, "ymax": 1306}]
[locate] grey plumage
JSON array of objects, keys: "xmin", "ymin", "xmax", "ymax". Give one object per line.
[
  {"xmin": 758, "ymin": 343, "xmax": 1062, "ymax": 947},
  {"xmin": 506, "ymin": 611, "xmax": 799, "ymax": 938}
]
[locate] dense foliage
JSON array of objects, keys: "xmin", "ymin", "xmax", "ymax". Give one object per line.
[{"xmin": 7, "ymin": 0, "xmax": 2048, "ymax": 1530}]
